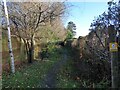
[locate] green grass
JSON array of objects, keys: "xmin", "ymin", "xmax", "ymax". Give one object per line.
[
  {"xmin": 3, "ymin": 60, "xmax": 54, "ymax": 88},
  {"xmin": 2, "ymin": 44, "xmax": 110, "ymax": 88},
  {"xmin": 56, "ymin": 53, "xmax": 80, "ymax": 88},
  {"xmin": 56, "ymin": 46, "xmax": 110, "ymax": 88},
  {"xmin": 2, "ymin": 44, "xmax": 62, "ymax": 88}
]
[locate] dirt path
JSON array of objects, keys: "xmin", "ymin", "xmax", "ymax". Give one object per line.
[{"xmin": 39, "ymin": 48, "xmax": 68, "ymax": 88}]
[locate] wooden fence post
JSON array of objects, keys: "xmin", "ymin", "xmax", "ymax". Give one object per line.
[
  {"xmin": 108, "ymin": 25, "xmax": 118, "ymax": 88},
  {"xmin": 117, "ymin": 31, "xmax": 120, "ymax": 87}
]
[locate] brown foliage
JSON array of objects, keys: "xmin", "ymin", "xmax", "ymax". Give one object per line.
[{"xmin": 68, "ymin": 35, "xmax": 111, "ymax": 84}]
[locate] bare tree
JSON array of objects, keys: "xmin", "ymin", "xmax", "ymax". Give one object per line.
[{"xmin": 5, "ymin": 2, "xmax": 67, "ymax": 63}]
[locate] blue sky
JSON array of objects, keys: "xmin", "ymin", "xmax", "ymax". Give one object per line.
[{"xmin": 64, "ymin": 2, "xmax": 109, "ymax": 37}]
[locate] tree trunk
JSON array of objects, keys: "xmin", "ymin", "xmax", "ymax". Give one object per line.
[
  {"xmin": 23, "ymin": 37, "xmax": 34, "ymax": 63},
  {"xmin": 28, "ymin": 47, "xmax": 32, "ymax": 63},
  {"xmin": 23, "ymin": 39, "xmax": 30, "ymax": 63},
  {"xmin": 3, "ymin": 0, "xmax": 15, "ymax": 73},
  {"xmin": 28, "ymin": 36, "xmax": 34, "ymax": 63}
]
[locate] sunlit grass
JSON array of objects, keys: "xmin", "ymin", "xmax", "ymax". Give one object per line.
[
  {"xmin": 3, "ymin": 60, "xmax": 54, "ymax": 88},
  {"xmin": 2, "ymin": 44, "xmax": 62, "ymax": 88}
]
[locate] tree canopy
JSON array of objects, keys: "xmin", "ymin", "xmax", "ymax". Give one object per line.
[{"xmin": 66, "ymin": 21, "xmax": 76, "ymax": 39}]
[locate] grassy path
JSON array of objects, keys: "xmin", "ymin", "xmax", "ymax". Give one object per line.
[
  {"xmin": 39, "ymin": 49, "xmax": 68, "ymax": 88},
  {"xmin": 38, "ymin": 47, "xmax": 81, "ymax": 88},
  {"xmin": 2, "ymin": 45, "xmax": 63, "ymax": 88},
  {"xmin": 2, "ymin": 45, "xmax": 80, "ymax": 88}
]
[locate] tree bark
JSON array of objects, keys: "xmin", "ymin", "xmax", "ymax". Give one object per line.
[
  {"xmin": 23, "ymin": 39, "xmax": 30, "ymax": 63},
  {"xmin": 3, "ymin": 0, "xmax": 15, "ymax": 73},
  {"xmin": 28, "ymin": 36, "xmax": 35, "ymax": 63},
  {"xmin": 23, "ymin": 36, "xmax": 34, "ymax": 63}
]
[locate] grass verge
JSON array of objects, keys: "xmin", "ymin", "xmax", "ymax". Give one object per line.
[{"xmin": 2, "ymin": 44, "xmax": 62, "ymax": 88}]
